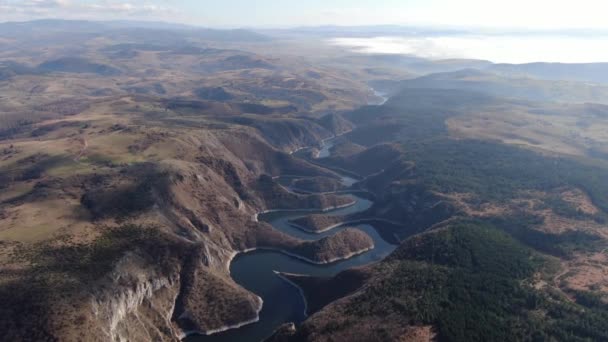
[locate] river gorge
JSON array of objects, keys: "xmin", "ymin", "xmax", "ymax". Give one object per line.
[{"xmin": 189, "ymin": 133, "xmax": 398, "ymax": 342}]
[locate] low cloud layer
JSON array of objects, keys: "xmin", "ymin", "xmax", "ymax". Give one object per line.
[{"xmin": 329, "ymin": 35, "xmax": 608, "ymax": 64}]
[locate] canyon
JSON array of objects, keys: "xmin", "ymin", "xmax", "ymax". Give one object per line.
[{"xmin": 2, "ymin": 20, "xmax": 608, "ymax": 342}]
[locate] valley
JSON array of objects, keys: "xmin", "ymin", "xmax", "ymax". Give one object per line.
[
  {"xmin": 2, "ymin": 19, "xmax": 608, "ymax": 342},
  {"xmin": 189, "ymin": 124, "xmax": 405, "ymax": 342}
]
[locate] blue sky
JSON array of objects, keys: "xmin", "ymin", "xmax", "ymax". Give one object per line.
[{"xmin": 1, "ymin": 0, "xmax": 607, "ymax": 29}]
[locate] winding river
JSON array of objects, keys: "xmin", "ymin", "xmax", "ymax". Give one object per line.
[{"xmin": 189, "ymin": 94, "xmax": 394, "ymax": 342}]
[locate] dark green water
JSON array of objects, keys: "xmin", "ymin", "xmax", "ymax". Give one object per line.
[
  {"xmin": 188, "ymin": 132, "xmax": 397, "ymax": 342},
  {"xmin": 188, "ymin": 193, "xmax": 398, "ymax": 342}
]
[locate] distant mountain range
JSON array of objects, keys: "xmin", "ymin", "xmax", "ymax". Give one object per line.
[
  {"xmin": 488, "ymin": 62, "xmax": 608, "ymax": 84},
  {"xmin": 392, "ymin": 68, "xmax": 608, "ymax": 103},
  {"xmin": 0, "ymin": 19, "xmax": 270, "ymax": 42}
]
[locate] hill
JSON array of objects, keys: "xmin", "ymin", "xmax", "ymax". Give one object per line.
[
  {"xmin": 3, "ymin": 23, "xmax": 608, "ymax": 342},
  {"xmin": 488, "ymin": 62, "xmax": 608, "ymax": 84},
  {"xmin": 0, "ymin": 19, "xmax": 270, "ymax": 42},
  {"xmin": 272, "ymin": 222, "xmax": 608, "ymax": 342},
  {"xmin": 38, "ymin": 57, "xmax": 122, "ymax": 76},
  {"xmin": 396, "ymin": 69, "xmax": 608, "ymax": 104}
]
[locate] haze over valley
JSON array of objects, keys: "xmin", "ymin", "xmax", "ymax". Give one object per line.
[{"xmin": 328, "ymin": 33, "xmax": 608, "ymax": 63}]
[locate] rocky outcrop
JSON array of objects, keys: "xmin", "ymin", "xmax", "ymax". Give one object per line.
[
  {"xmin": 81, "ymin": 157, "xmax": 366, "ymax": 341},
  {"xmin": 91, "ymin": 252, "xmax": 182, "ymax": 342}
]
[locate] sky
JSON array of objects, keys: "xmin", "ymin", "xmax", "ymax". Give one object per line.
[
  {"xmin": 2, "ymin": 0, "xmax": 607, "ymax": 63},
  {"xmin": 1, "ymin": 0, "xmax": 608, "ymax": 30}
]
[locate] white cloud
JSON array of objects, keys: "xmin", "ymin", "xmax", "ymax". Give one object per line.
[
  {"xmin": 0, "ymin": 0, "xmax": 183, "ymax": 22},
  {"xmin": 329, "ymin": 35, "xmax": 608, "ymax": 64},
  {"xmin": 248, "ymin": 0, "xmax": 608, "ymax": 30}
]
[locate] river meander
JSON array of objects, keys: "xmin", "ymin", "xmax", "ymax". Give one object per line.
[
  {"xmin": 188, "ymin": 193, "xmax": 397, "ymax": 342},
  {"xmin": 189, "ymin": 101, "xmax": 396, "ymax": 342}
]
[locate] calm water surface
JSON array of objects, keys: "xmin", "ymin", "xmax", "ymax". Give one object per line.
[{"xmin": 189, "ymin": 136, "xmax": 397, "ymax": 342}]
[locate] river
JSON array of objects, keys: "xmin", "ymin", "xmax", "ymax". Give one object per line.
[
  {"xmin": 188, "ymin": 94, "xmax": 393, "ymax": 342},
  {"xmin": 187, "ymin": 194, "xmax": 397, "ymax": 342},
  {"xmin": 373, "ymin": 89, "xmax": 389, "ymax": 105}
]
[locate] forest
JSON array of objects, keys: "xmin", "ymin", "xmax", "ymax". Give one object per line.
[{"xmin": 344, "ymin": 223, "xmax": 608, "ymax": 341}]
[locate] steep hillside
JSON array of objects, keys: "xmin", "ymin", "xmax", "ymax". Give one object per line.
[
  {"xmin": 4, "ymin": 21, "xmax": 608, "ymax": 342},
  {"xmin": 317, "ymin": 143, "xmax": 404, "ymax": 177},
  {"xmin": 316, "ymin": 113, "xmax": 355, "ymax": 136},
  {"xmin": 396, "ymin": 69, "xmax": 608, "ymax": 103},
  {"xmin": 266, "ymin": 84, "xmax": 608, "ymax": 342},
  {"xmin": 488, "ymin": 62, "xmax": 608, "ymax": 84},
  {"xmin": 272, "ymin": 223, "xmax": 608, "ymax": 342},
  {"xmin": 0, "ymin": 90, "xmax": 362, "ymax": 341}
]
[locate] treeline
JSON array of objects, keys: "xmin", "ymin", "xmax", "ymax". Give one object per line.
[
  {"xmin": 0, "ymin": 98, "xmax": 90, "ymax": 139},
  {"xmin": 489, "ymin": 213, "xmax": 604, "ymax": 258},
  {"xmin": 406, "ymin": 139, "xmax": 608, "ymax": 215},
  {"xmin": 0, "ymin": 112, "xmax": 38, "ymax": 139},
  {"xmin": 1, "ymin": 224, "xmax": 181, "ymax": 341},
  {"xmin": 347, "ymin": 88, "xmax": 608, "ymax": 217},
  {"xmin": 343, "ymin": 223, "xmax": 608, "ymax": 341}
]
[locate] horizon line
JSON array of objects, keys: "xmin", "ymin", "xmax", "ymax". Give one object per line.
[{"xmin": 2, "ymin": 18, "xmax": 608, "ymax": 34}]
